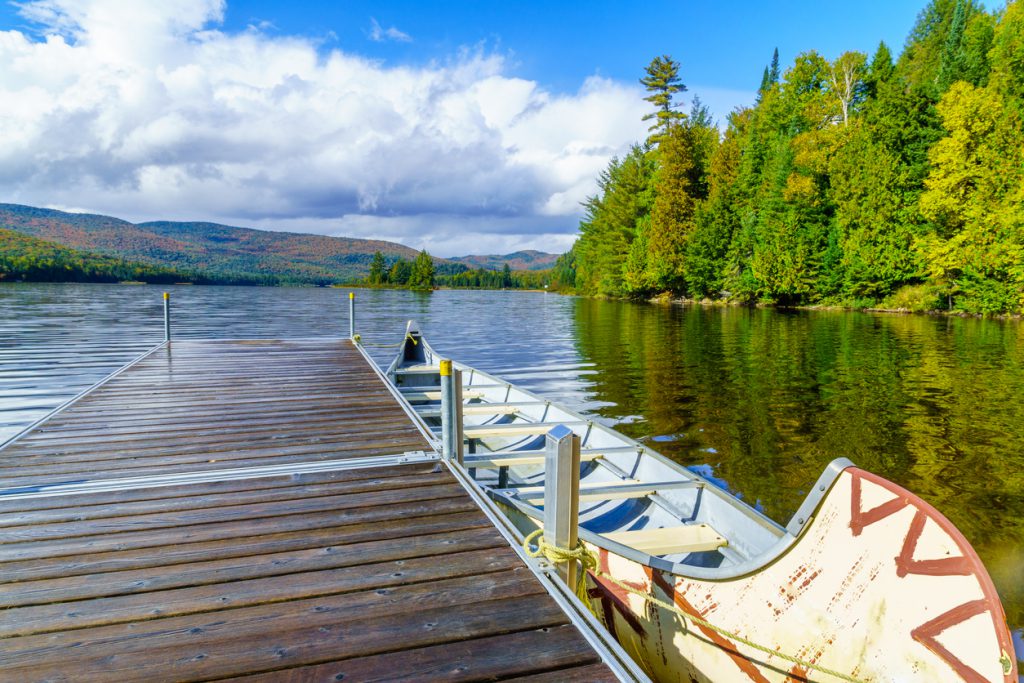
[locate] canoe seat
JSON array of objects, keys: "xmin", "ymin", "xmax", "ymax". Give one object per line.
[{"xmin": 601, "ymin": 524, "xmax": 727, "ymax": 556}]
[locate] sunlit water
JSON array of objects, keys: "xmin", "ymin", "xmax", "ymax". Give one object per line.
[{"xmin": 2, "ymin": 282, "xmax": 1022, "ymax": 668}]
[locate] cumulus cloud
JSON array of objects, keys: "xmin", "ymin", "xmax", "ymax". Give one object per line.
[
  {"xmin": 367, "ymin": 17, "xmax": 411, "ymax": 43},
  {"xmin": 0, "ymin": 0, "xmax": 649, "ymax": 255}
]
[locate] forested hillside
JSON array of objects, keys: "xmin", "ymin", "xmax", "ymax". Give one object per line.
[
  {"xmin": 0, "ymin": 204, "xmax": 560, "ymax": 286},
  {"xmin": 449, "ymin": 250, "xmax": 559, "ymax": 271},
  {"xmin": 0, "ymin": 229, "xmax": 258, "ymax": 284},
  {"xmin": 559, "ymin": 0, "xmax": 1024, "ymax": 315},
  {"xmin": 0, "ymin": 205, "xmax": 421, "ymax": 285}
]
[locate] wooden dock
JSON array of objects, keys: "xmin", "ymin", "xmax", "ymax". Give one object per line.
[{"xmin": 0, "ymin": 339, "xmax": 636, "ymax": 681}]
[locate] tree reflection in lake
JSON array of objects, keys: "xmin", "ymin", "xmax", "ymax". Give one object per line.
[{"xmin": 570, "ymin": 299, "xmax": 1023, "ymax": 644}]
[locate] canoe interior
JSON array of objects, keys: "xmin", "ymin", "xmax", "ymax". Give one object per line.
[{"xmin": 385, "ymin": 324, "xmax": 816, "ymax": 579}]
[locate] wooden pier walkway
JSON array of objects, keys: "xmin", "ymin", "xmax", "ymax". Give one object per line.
[{"xmin": 0, "ymin": 339, "xmax": 633, "ymax": 682}]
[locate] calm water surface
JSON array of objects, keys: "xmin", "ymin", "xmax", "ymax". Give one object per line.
[{"xmin": 2, "ymin": 282, "xmax": 1022, "ymax": 668}]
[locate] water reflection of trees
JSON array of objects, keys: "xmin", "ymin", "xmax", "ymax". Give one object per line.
[{"xmin": 570, "ymin": 300, "xmax": 1022, "ymax": 631}]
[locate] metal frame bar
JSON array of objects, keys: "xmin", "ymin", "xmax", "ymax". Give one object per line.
[
  {"xmin": 350, "ymin": 338, "xmax": 440, "ymax": 449},
  {"xmin": 0, "ymin": 451, "xmax": 437, "ymax": 500},
  {"xmin": 0, "ymin": 340, "xmax": 169, "ymax": 453},
  {"xmin": 440, "ymin": 456, "xmax": 651, "ymax": 683}
]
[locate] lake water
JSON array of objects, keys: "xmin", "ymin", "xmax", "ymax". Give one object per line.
[{"xmin": 2, "ymin": 282, "xmax": 1022, "ymax": 668}]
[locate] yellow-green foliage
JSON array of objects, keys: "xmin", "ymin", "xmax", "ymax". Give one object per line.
[{"xmin": 568, "ymin": 0, "xmax": 1024, "ymax": 314}]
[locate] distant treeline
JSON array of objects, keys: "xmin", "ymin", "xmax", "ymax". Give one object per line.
[
  {"xmin": 364, "ymin": 250, "xmax": 551, "ymax": 290},
  {"xmin": 0, "ymin": 229, "xmax": 277, "ymax": 285},
  {"xmin": 557, "ymin": 0, "xmax": 1024, "ymax": 314}
]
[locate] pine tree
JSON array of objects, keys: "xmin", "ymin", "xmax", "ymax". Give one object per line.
[
  {"xmin": 759, "ymin": 66, "xmax": 772, "ymax": 94},
  {"xmin": 408, "ymin": 250, "xmax": 435, "ymax": 290},
  {"xmin": 389, "ymin": 259, "xmax": 412, "ymax": 285},
  {"xmin": 758, "ymin": 49, "xmax": 782, "ymax": 101},
  {"xmin": 937, "ymin": 0, "xmax": 969, "ymax": 90},
  {"xmin": 647, "ymin": 123, "xmax": 699, "ymax": 293},
  {"xmin": 640, "ymin": 55, "xmax": 687, "ymax": 143},
  {"xmin": 769, "ymin": 47, "xmax": 781, "ymax": 84},
  {"xmin": 367, "ymin": 251, "xmax": 387, "ymax": 285}
]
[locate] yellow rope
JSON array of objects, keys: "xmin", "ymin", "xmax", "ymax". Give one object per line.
[
  {"xmin": 354, "ymin": 333, "xmax": 418, "ymax": 349},
  {"xmin": 523, "ymin": 528, "xmax": 596, "ymax": 603},
  {"xmin": 523, "ymin": 529, "xmax": 865, "ymax": 683}
]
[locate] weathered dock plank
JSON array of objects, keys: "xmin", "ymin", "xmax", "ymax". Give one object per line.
[
  {"xmin": 0, "ymin": 340, "xmax": 430, "ymax": 489},
  {"xmin": 0, "ymin": 339, "xmax": 629, "ymax": 681},
  {"xmin": 0, "ymin": 465, "xmax": 611, "ymax": 681}
]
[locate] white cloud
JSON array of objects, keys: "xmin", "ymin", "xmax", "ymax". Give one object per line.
[
  {"xmin": 368, "ymin": 17, "xmax": 411, "ymax": 44},
  {"xmin": 0, "ymin": 0, "xmax": 649, "ymax": 255}
]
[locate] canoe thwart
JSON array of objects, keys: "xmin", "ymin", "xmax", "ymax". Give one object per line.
[
  {"xmin": 516, "ymin": 479, "xmax": 702, "ymax": 503},
  {"xmin": 601, "ymin": 524, "xmax": 727, "ymax": 556},
  {"xmin": 462, "ymin": 421, "xmax": 589, "ymax": 439}
]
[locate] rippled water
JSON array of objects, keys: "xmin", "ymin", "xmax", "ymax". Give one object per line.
[{"xmin": 2, "ymin": 282, "xmax": 1022, "ymax": 668}]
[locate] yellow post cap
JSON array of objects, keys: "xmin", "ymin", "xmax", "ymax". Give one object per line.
[
  {"xmin": 349, "ymin": 292, "xmax": 355, "ymax": 299},
  {"xmin": 439, "ymin": 359, "xmax": 452, "ymax": 376},
  {"xmin": 163, "ymin": 292, "xmax": 169, "ymax": 300}
]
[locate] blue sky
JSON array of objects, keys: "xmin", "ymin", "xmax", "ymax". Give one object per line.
[
  {"xmin": 216, "ymin": 0, "xmax": 928, "ymax": 123},
  {"xmin": 0, "ymin": 0, "xmax": 932, "ymax": 256}
]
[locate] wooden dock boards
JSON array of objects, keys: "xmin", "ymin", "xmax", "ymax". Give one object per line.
[
  {"xmin": 0, "ymin": 340, "xmax": 432, "ymax": 490},
  {"xmin": 0, "ymin": 464, "xmax": 616, "ymax": 681},
  {"xmin": 0, "ymin": 339, "xmax": 624, "ymax": 681}
]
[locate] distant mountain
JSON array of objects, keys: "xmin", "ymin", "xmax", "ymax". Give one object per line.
[
  {"xmin": 0, "ymin": 203, "xmax": 560, "ymax": 284},
  {"xmin": 0, "ymin": 204, "xmax": 423, "ymax": 284},
  {"xmin": 0, "ymin": 228, "xmax": 222, "ymax": 284},
  {"xmin": 449, "ymin": 250, "xmax": 559, "ymax": 271}
]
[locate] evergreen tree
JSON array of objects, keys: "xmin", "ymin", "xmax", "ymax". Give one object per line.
[
  {"xmin": 550, "ymin": 249, "xmax": 577, "ymax": 291},
  {"xmin": 937, "ymin": 0, "xmax": 969, "ymax": 90},
  {"xmin": 759, "ymin": 66, "xmax": 772, "ymax": 95},
  {"xmin": 574, "ymin": 145, "xmax": 656, "ymax": 296},
  {"xmin": 865, "ymin": 42, "xmax": 895, "ymax": 98},
  {"xmin": 367, "ymin": 251, "xmax": 387, "ymax": 285},
  {"xmin": 389, "ymin": 259, "xmax": 412, "ymax": 285},
  {"xmin": 640, "ymin": 55, "xmax": 687, "ymax": 143},
  {"xmin": 769, "ymin": 47, "xmax": 781, "ymax": 85},
  {"xmin": 408, "ymin": 250, "xmax": 435, "ymax": 290},
  {"xmin": 562, "ymin": 3, "xmax": 1023, "ymax": 314}
]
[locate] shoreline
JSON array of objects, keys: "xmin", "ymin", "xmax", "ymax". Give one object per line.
[{"xmin": 641, "ymin": 293, "xmax": 1024, "ymax": 321}]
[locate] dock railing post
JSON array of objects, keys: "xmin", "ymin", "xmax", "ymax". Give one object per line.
[
  {"xmin": 439, "ymin": 360, "xmax": 464, "ymax": 464},
  {"xmin": 163, "ymin": 292, "xmax": 171, "ymax": 342},
  {"xmin": 440, "ymin": 360, "xmax": 453, "ymax": 459},
  {"xmin": 348, "ymin": 292, "xmax": 355, "ymax": 340},
  {"xmin": 544, "ymin": 424, "xmax": 581, "ymax": 588}
]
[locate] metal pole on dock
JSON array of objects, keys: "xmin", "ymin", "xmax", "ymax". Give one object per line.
[
  {"xmin": 163, "ymin": 292, "xmax": 171, "ymax": 342},
  {"xmin": 348, "ymin": 292, "xmax": 355, "ymax": 339},
  {"xmin": 544, "ymin": 424, "xmax": 581, "ymax": 588},
  {"xmin": 439, "ymin": 360, "xmax": 464, "ymax": 464}
]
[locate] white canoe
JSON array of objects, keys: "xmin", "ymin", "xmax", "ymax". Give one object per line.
[{"xmin": 380, "ymin": 323, "xmax": 1017, "ymax": 683}]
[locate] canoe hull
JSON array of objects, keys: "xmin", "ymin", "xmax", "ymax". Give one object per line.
[{"xmin": 579, "ymin": 467, "xmax": 1015, "ymax": 683}]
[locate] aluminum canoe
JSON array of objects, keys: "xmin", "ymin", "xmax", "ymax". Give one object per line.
[{"xmin": 379, "ymin": 323, "xmax": 1016, "ymax": 683}]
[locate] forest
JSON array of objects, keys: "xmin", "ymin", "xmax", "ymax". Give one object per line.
[
  {"xmin": 364, "ymin": 250, "xmax": 552, "ymax": 290},
  {"xmin": 0, "ymin": 229, "xmax": 277, "ymax": 285},
  {"xmin": 555, "ymin": 0, "xmax": 1024, "ymax": 315}
]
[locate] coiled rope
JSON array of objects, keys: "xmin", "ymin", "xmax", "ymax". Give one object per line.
[{"xmin": 523, "ymin": 529, "xmax": 865, "ymax": 683}]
